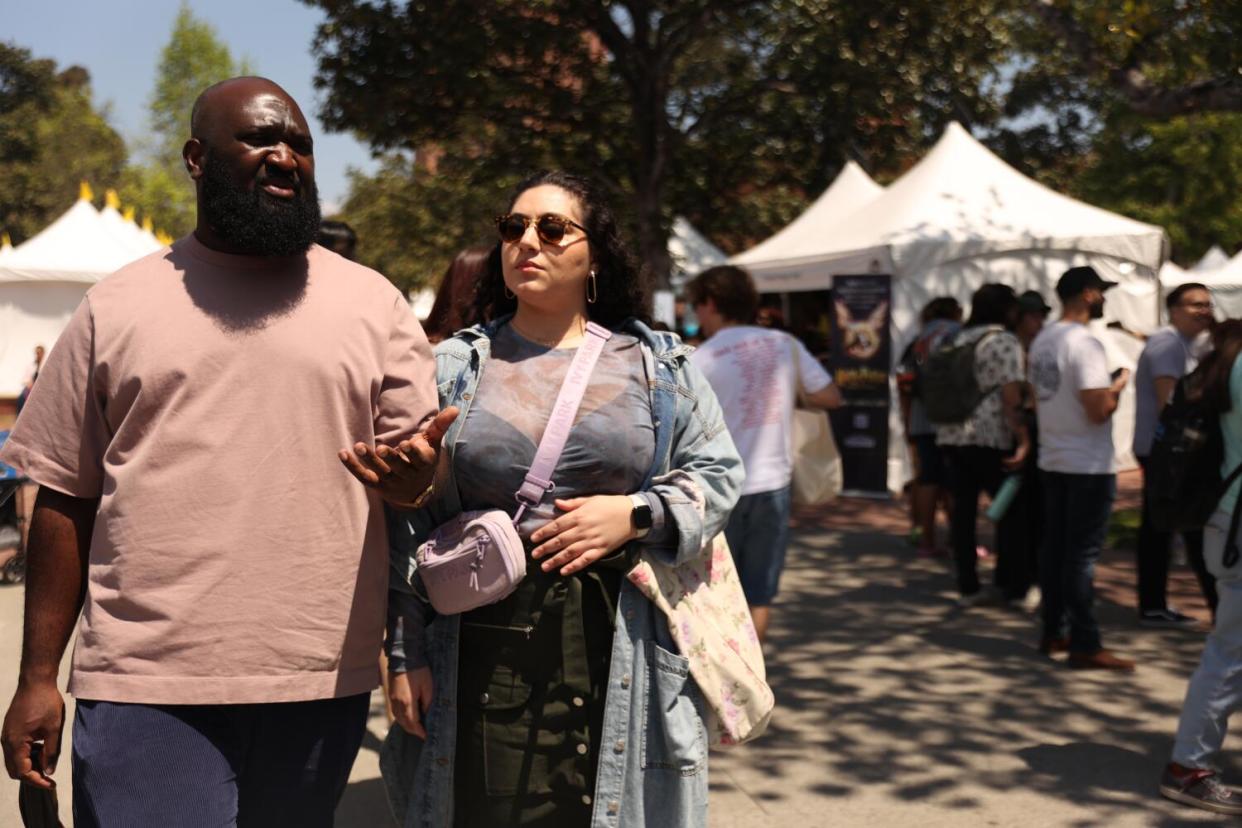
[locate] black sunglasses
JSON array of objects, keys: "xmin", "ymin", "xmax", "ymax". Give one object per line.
[{"xmin": 495, "ymin": 213, "xmax": 589, "ymax": 246}]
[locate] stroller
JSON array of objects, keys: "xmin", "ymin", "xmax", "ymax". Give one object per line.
[{"xmin": 0, "ymin": 429, "xmax": 28, "ymax": 583}]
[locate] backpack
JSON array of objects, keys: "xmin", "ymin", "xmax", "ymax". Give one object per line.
[
  {"xmin": 1145, "ymin": 369, "xmax": 1242, "ymax": 564},
  {"xmin": 898, "ymin": 320, "xmax": 961, "ymax": 402},
  {"xmin": 922, "ymin": 329, "xmax": 1000, "ymax": 425}
]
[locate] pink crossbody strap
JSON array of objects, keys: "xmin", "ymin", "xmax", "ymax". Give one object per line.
[{"xmin": 512, "ymin": 321, "xmax": 613, "ymax": 524}]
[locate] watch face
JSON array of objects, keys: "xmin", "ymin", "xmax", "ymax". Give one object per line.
[{"xmin": 633, "ymin": 503, "xmax": 654, "ymax": 530}]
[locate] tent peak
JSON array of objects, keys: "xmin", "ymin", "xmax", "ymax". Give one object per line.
[
  {"xmin": 79, "ymin": 181, "xmax": 94, "ymax": 202},
  {"xmin": 104, "ymin": 189, "xmax": 121, "ymax": 210}
]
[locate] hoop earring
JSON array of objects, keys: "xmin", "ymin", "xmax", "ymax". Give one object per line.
[
  {"xmin": 504, "ymin": 285, "xmax": 515, "ymax": 300},
  {"xmin": 587, "ymin": 270, "xmax": 598, "ymax": 304}
]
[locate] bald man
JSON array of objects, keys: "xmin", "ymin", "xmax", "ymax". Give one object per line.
[{"xmin": 0, "ymin": 77, "xmax": 445, "ymax": 825}]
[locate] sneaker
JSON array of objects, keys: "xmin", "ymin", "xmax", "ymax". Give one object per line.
[
  {"xmin": 975, "ymin": 545, "xmax": 990, "ymax": 559},
  {"xmin": 957, "ymin": 586, "xmax": 1001, "ymax": 608},
  {"xmin": 1159, "ymin": 763, "xmax": 1242, "ymax": 815},
  {"xmin": 1021, "ymin": 586, "xmax": 1042, "ymax": 614},
  {"xmin": 1140, "ymin": 608, "xmax": 1199, "ymax": 629},
  {"xmin": 1067, "ymin": 649, "xmax": 1135, "ymax": 672},
  {"xmin": 1038, "ymin": 636, "xmax": 1069, "ymax": 656}
]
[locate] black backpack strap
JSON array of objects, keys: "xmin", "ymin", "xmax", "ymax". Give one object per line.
[{"xmin": 1223, "ymin": 463, "xmax": 1242, "ymax": 568}]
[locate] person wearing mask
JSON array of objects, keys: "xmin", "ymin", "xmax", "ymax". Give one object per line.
[
  {"xmin": 995, "ymin": 290, "xmax": 1052, "ymax": 607},
  {"xmin": 687, "ymin": 264, "xmax": 842, "ymax": 642},
  {"xmin": 1133, "ymin": 282, "xmax": 1218, "ymax": 627},
  {"xmin": 1028, "ymin": 266, "xmax": 1133, "ymax": 670},
  {"xmin": 1160, "ymin": 320, "xmax": 1242, "ymax": 816},
  {"xmin": 935, "ymin": 285, "xmax": 1030, "ymax": 606},
  {"xmin": 379, "ymin": 171, "xmax": 744, "ymax": 826},
  {"xmin": 897, "ymin": 297, "xmax": 962, "ymax": 558}
]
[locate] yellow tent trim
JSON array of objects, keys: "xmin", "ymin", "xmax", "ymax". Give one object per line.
[
  {"xmin": 104, "ymin": 189, "xmax": 121, "ymax": 210},
  {"xmin": 155, "ymin": 230, "xmax": 173, "ymax": 245},
  {"xmin": 141, "ymin": 216, "xmax": 154, "ymax": 232},
  {"xmin": 79, "ymin": 181, "xmax": 94, "ymax": 202},
  {"xmin": 122, "ymin": 206, "xmax": 136, "ymax": 222},
  {"xmin": 1, "ymin": 232, "xmax": 11, "ymax": 248}
]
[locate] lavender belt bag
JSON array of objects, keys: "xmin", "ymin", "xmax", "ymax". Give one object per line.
[{"xmin": 414, "ymin": 322, "xmax": 613, "ymax": 616}]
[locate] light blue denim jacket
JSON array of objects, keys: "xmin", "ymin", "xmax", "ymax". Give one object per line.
[{"xmin": 379, "ymin": 316, "xmax": 743, "ymax": 828}]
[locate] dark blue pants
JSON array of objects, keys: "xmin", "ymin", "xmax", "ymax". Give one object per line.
[
  {"xmin": 72, "ymin": 693, "xmax": 371, "ymax": 827},
  {"xmin": 1039, "ymin": 471, "xmax": 1116, "ymax": 654}
]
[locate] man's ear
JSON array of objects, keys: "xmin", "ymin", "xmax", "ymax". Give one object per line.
[{"xmin": 183, "ymin": 138, "xmax": 205, "ymax": 180}]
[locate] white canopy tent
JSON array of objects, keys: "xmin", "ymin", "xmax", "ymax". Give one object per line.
[
  {"xmin": 669, "ymin": 216, "xmax": 726, "ymax": 289},
  {"xmin": 733, "ymin": 122, "xmax": 1167, "ymax": 491},
  {"xmin": 0, "ymin": 194, "xmax": 163, "ymax": 397},
  {"xmin": 1191, "ymin": 245, "xmax": 1230, "ymax": 273},
  {"xmin": 732, "ymin": 160, "xmax": 884, "ymax": 269},
  {"xmin": 1161, "ymin": 257, "xmax": 1242, "ymax": 321}
]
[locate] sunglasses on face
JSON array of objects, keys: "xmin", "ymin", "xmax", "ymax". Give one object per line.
[{"xmin": 495, "ymin": 213, "xmax": 589, "ymax": 246}]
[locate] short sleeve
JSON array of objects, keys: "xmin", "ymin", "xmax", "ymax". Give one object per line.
[
  {"xmin": 978, "ymin": 332, "xmax": 1024, "ymax": 387},
  {"xmin": 793, "ymin": 335, "xmax": 832, "ymax": 394},
  {"xmin": 1072, "ymin": 334, "xmax": 1112, "ymax": 392},
  {"xmin": 1146, "ymin": 333, "xmax": 1188, "ymax": 381},
  {"xmin": 375, "ymin": 294, "xmax": 439, "ymax": 444},
  {"xmin": 0, "ymin": 298, "xmax": 109, "ymax": 497}
]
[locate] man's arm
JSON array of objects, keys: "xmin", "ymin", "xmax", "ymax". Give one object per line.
[
  {"xmin": 1000, "ymin": 381, "xmax": 1032, "ymax": 469},
  {"xmin": 803, "ymin": 383, "xmax": 844, "ymax": 410},
  {"xmin": 1153, "ymin": 375, "xmax": 1178, "ymax": 417},
  {"xmin": 1, "ymin": 488, "xmax": 97, "ymax": 789},
  {"xmin": 1081, "ymin": 369, "xmax": 1130, "ymax": 424}
]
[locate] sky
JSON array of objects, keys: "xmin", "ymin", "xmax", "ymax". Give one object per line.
[{"xmin": 5, "ymin": 0, "xmax": 379, "ymax": 211}]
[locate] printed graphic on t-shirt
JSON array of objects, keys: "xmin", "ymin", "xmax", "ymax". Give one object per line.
[
  {"xmin": 711, "ymin": 336, "xmax": 784, "ymax": 429},
  {"xmin": 1031, "ymin": 352, "xmax": 1061, "ymax": 402}
]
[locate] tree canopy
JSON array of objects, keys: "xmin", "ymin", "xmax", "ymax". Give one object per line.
[
  {"xmin": 305, "ymin": 0, "xmax": 1014, "ymax": 288},
  {"xmin": 0, "ymin": 43, "xmax": 127, "ymax": 244}
]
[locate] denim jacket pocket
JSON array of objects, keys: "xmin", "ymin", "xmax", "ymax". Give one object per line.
[{"xmin": 640, "ymin": 641, "xmax": 707, "ymax": 775}]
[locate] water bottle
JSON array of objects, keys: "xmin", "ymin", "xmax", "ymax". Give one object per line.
[{"xmin": 986, "ymin": 473, "xmax": 1023, "ymax": 522}]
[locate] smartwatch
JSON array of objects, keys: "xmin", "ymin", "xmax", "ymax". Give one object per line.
[{"xmin": 629, "ymin": 493, "xmax": 653, "ymax": 539}]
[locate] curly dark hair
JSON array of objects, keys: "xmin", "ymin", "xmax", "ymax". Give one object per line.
[{"xmin": 473, "ymin": 170, "xmax": 652, "ymax": 327}]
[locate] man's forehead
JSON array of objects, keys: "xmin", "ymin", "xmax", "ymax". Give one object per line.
[{"xmin": 196, "ymin": 78, "xmax": 309, "ymax": 134}]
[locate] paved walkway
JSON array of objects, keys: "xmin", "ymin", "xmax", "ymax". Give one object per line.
[{"xmin": 0, "ymin": 472, "xmax": 1233, "ymax": 825}]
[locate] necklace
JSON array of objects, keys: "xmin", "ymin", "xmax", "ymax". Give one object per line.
[{"xmin": 510, "ymin": 318, "xmax": 586, "ymax": 349}]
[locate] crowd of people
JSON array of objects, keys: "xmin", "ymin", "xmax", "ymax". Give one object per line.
[
  {"xmin": 898, "ymin": 267, "xmax": 1242, "ymax": 814},
  {"xmin": 2, "ymin": 72, "xmax": 1242, "ymax": 826}
]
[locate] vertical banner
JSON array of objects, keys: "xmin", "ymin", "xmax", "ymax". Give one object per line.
[{"xmin": 828, "ymin": 274, "xmax": 892, "ymax": 494}]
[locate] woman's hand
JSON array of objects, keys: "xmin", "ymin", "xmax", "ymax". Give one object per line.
[
  {"xmin": 530, "ymin": 495, "xmax": 636, "ymax": 575},
  {"xmin": 338, "ymin": 408, "xmax": 459, "ymax": 505},
  {"xmin": 389, "ymin": 667, "xmax": 434, "ymax": 740}
]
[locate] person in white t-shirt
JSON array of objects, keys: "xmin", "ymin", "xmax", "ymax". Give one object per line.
[
  {"xmin": 1028, "ymin": 266, "xmax": 1133, "ymax": 671},
  {"xmin": 687, "ymin": 265, "xmax": 842, "ymax": 641}
]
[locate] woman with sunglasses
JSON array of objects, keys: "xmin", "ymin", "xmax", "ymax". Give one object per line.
[{"xmin": 379, "ymin": 170, "xmax": 743, "ymax": 827}]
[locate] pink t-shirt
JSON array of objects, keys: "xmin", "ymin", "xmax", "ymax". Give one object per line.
[{"xmin": 0, "ymin": 236, "xmax": 437, "ymax": 704}]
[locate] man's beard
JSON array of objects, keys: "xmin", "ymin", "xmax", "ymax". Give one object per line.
[
  {"xmin": 200, "ymin": 153, "xmax": 321, "ymax": 256},
  {"xmin": 1089, "ymin": 298, "xmax": 1106, "ymax": 319}
]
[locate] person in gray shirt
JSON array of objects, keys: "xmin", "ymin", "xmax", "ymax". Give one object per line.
[{"xmin": 1134, "ymin": 281, "xmax": 1217, "ymax": 627}]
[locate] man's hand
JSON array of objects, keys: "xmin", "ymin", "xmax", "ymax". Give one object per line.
[
  {"xmin": 2, "ymin": 679, "xmax": 64, "ymax": 790},
  {"xmin": 1002, "ymin": 437, "xmax": 1030, "ymax": 472},
  {"xmin": 389, "ymin": 667, "xmax": 433, "ymax": 740},
  {"xmin": 339, "ymin": 408, "xmax": 459, "ymax": 504},
  {"xmin": 530, "ymin": 495, "xmax": 637, "ymax": 575}
]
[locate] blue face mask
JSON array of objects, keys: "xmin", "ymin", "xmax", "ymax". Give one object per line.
[{"xmin": 682, "ymin": 323, "xmax": 700, "ymax": 338}]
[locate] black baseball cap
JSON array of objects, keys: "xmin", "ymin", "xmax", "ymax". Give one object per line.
[
  {"xmin": 1055, "ymin": 266, "xmax": 1117, "ymax": 301},
  {"xmin": 1018, "ymin": 290, "xmax": 1052, "ymax": 315}
]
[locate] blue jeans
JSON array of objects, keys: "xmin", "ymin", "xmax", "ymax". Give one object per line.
[
  {"xmin": 1039, "ymin": 471, "xmax": 1116, "ymax": 654},
  {"xmin": 724, "ymin": 485, "xmax": 792, "ymax": 606},
  {"xmin": 1173, "ymin": 508, "xmax": 1242, "ymax": 768}
]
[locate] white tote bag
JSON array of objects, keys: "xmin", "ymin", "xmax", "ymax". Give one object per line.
[{"xmin": 790, "ymin": 407, "xmax": 843, "ymax": 506}]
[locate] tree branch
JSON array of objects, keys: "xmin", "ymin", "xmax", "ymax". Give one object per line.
[{"xmin": 1032, "ymin": 0, "xmax": 1242, "ymax": 117}]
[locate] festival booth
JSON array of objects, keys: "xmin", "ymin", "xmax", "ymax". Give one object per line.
[
  {"xmin": 669, "ymin": 216, "xmax": 726, "ymax": 288},
  {"xmin": 0, "ymin": 187, "xmax": 163, "ymax": 397},
  {"xmin": 732, "ymin": 122, "xmax": 1167, "ymax": 493}
]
